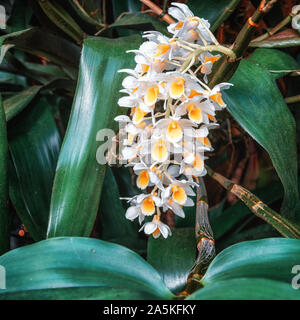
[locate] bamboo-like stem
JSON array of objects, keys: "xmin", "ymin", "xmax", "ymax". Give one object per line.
[
  {"xmin": 251, "ymin": 15, "xmax": 292, "ymax": 42},
  {"xmin": 208, "ymin": 0, "xmax": 278, "ymax": 88},
  {"xmin": 211, "ymin": 0, "xmax": 242, "ymax": 32},
  {"xmin": 205, "ymin": 165, "xmax": 300, "ymax": 239},
  {"xmin": 285, "ymin": 95, "xmax": 300, "ymax": 104},
  {"xmin": 139, "ymin": 0, "xmax": 175, "ymax": 24},
  {"xmin": 180, "ymin": 178, "xmax": 216, "ymax": 296}
]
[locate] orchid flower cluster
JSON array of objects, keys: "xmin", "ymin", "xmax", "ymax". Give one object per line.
[{"xmin": 113, "ymin": 3, "xmax": 233, "ymax": 239}]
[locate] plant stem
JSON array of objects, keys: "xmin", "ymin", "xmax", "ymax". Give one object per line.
[
  {"xmin": 285, "ymin": 95, "xmax": 300, "ymax": 104},
  {"xmin": 139, "ymin": 0, "xmax": 175, "ymax": 24},
  {"xmin": 251, "ymin": 15, "xmax": 292, "ymax": 42},
  {"xmin": 208, "ymin": 0, "xmax": 278, "ymax": 88},
  {"xmin": 206, "ymin": 165, "xmax": 300, "ymax": 239},
  {"xmin": 211, "ymin": 0, "xmax": 242, "ymax": 32},
  {"xmin": 180, "ymin": 178, "xmax": 215, "ymax": 296},
  {"xmin": 180, "ymin": 44, "xmax": 236, "ymax": 73}
]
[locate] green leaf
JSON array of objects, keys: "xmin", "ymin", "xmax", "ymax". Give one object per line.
[
  {"xmin": 202, "ymin": 238, "xmax": 300, "ymax": 285},
  {"xmin": 38, "ymin": 0, "xmax": 85, "ymax": 43},
  {"xmin": 1, "ymin": 28, "xmax": 80, "ymax": 73},
  {"xmin": 187, "ymin": 238, "xmax": 300, "ymax": 299},
  {"xmin": 6, "ymin": 0, "xmax": 32, "ymax": 33},
  {"xmin": 250, "ymin": 36, "xmax": 300, "ymax": 48},
  {"xmin": 4, "ymin": 86, "xmax": 42, "ymax": 121},
  {"xmin": 187, "ymin": 278, "xmax": 300, "ymax": 300},
  {"xmin": 112, "ymin": 0, "xmax": 141, "ymax": 20},
  {"xmin": 0, "ymin": 237, "xmax": 174, "ymax": 300},
  {"xmin": 223, "ymin": 60, "xmax": 299, "ymax": 221},
  {"xmin": 8, "ymin": 97, "xmax": 61, "ymax": 241},
  {"xmin": 187, "ymin": 0, "xmax": 242, "ymax": 31},
  {"xmin": 59, "ymin": 0, "xmax": 102, "ymax": 34},
  {"xmin": 47, "ymin": 35, "xmax": 143, "ymax": 238},
  {"xmin": 99, "ymin": 167, "xmax": 146, "ymax": 254},
  {"xmin": 247, "ymin": 48, "xmax": 300, "ymax": 79},
  {"xmin": 108, "ymin": 13, "xmax": 169, "ymax": 36},
  {"xmin": 147, "ymin": 228, "xmax": 196, "ymax": 293},
  {"xmin": 0, "ymin": 95, "xmax": 10, "ymax": 254}
]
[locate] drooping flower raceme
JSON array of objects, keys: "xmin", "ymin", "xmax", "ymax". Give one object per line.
[{"xmin": 112, "ymin": 3, "xmax": 233, "ymax": 239}]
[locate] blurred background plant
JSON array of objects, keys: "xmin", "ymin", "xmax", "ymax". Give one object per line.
[{"xmin": 0, "ymin": 0, "xmax": 300, "ymax": 300}]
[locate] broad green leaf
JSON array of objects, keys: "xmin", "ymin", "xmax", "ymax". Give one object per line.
[
  {"xmin": 218, "ymin": 223, "xmax": 280, "ymax": 251},
  {"xmin": 187, "ymin": 278, "xmax": 300, "ymax": 300},
  {"xmin": 23, "ymin": 62, "xmax": 69, "ymax": 79},
  {"xmin": 186, "ymin": 238, "xmax": 300, "ymax": 300},
  {"xmin": 202, "ymin": 238, "xmax": 300, "ymax": 285},
  {"xmin": 147, "ymin": 228, "xmax": 196, "ymax": 293},
  {"xmin": 1, "ymin": 28, "xmax": 80, "ymax": 72},
  {"xmin": 223, "ymin": 60, "xmax": 299, "ymax": 221},
  {"xmin": 108, "ymin": 13, "xmax": 169, "ymax": 36},
  {"xmin": 38, "ymin": 0, "xmax": 85, "ymax": 43},
  {"xmin": 174, "ymin": 196, "xmax": 196, "ymax": 228},
  {"xmin": 6, "ymin": 0, "xmax": 32, "ymax": 33},
  {"xmin": 112, "ymin": 0, "xmax": 140, "ymax": 19},
  {"xmin": 99, "ymin": 167, "xmax": 146, "ymax": 254},
  {"xmin": 0, "ymin": 95, "xmax": 10, "ymax": 254},
  {"xmin": 250, "ymin": 36, "xmax": 300, "ymax": 48},
  {"xmin": 47, "ymin": 35, "xmax": 142, "ymax": 238},
  {"xmin": 247, "ymin": 48, "xmax": 300, "ymax": 79},
  {"xmin": 187, "ymin": 0, "xmax": 242, "ymax": 31},
  {"xmin": 59, "ymin": 0, "xmax": 102, "ymax": 34},
  {"xmin": 0, "ymin": 237, "xmax": 174, "ymax": 300},
  {"xmin": 9, "ymin": 97, "xmax": 61, "ymax": 241},
  {"xmin": 4, "ymin": 86, "xmax": 42, "ymax": 121}
]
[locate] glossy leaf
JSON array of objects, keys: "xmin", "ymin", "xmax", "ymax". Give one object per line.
[
  {"xmin": 187, "ymin": 238, "xmax": 300, "ymax": 299},
  {"xmin": 8, "ymin": 97, "xmax": 61, "ymax": 241},
  {"xmin": 112, "ymin": 0, "xmax": 140, "ymax": 19},
  {"xmin": 247, "ymin": 48, "xmax": 300, "ymax": 79},
  {"xmin": 223, "ymin": 60, "xmax": 299, "ymax": 221},
  {"xmin": 187, "ymin": 0, "xmax": 241, "ymax": 30},
  {"xmin": 0, "ymin": 95, "xmax": 10, "ymax": 254},
  {"xmin": 0, "ymin": 237, "xmax": 174, "ymax": 300},
  {"xmin": 1, "ymin": 28, "xmax": 80, "ymax": 72},
  {"xmin": 202, "ymin": 238, "xmax": 300, "ymax": 285},
  {"xmin": 59, "ymin": 0, "xmax": 102, "ymax": 34},
  {"xmin": 47, "ymin": 35, "xmax": 142, "ymax": 238},
  {"xmin": 38, "ymin": 0, "xmax": 85, "ymax": 43},
  {"xmin": 6, "ymin": 0, "xmax": 32, "ymax": 33},
  {"xmin": 4, "ymin": 86, "xmax": 42, "ymax": 121},
  {"xmin": 187, "ymin": 278, "xmax": 300, "ymax": 300},
  {"xmin": 108, "ymin": 13, "xmax": 169, "ymax": 36},
  {"xmin": 99, "ymin": 167, "xmax": 146, "ymax": 254},
  {"xmin": 147, "ymin": 228, "xmax": 196, "ymax": 293},
  {"xmin": 250, "ymin": 30, "xmax": 300, "ymax": 48}
]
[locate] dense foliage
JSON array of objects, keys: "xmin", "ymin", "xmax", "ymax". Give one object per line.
[{"xmin": 0, "ymin": 0, "xmax": 300, "ymax": 300}]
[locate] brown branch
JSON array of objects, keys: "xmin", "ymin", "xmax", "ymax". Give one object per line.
[{"xmin": 139, "ymin": 0, "xmax": 175, "ymax": 24}]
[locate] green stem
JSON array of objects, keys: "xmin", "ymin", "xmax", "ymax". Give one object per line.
[
  {"xmin": 206, "ymin": 165, "xmax": 300, "ymax": 239},
  {"xmin": 209, "ymin": 0, "xmax": 278, "ymax": 88},
  {"xmin": 251, "ymin": 15, "xmax": 292, "ymax": 42},
  {"xmin": 180, "ymin": 45, "xmax": 236, "ymax": 73},
  {"xmin": 211, "ymin": 0, "xmax": 242, "ymax": 32},
  {"xmin": 285, "ymin": 95, "xmax": 300, "ymax": 104}
]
